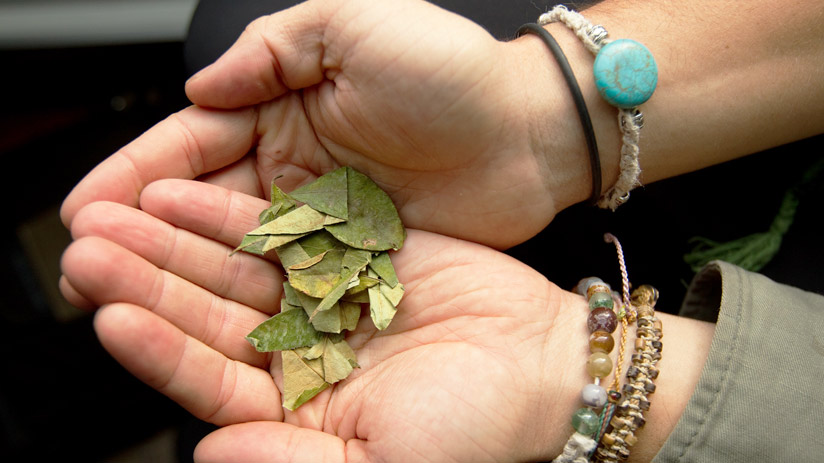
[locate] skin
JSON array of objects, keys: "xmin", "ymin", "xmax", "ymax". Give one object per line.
[
  {"xmin": 58, "ymin": 0, "xmax": 823, "ymax": 460},
  {"xmin": 59, "ymin": 0, "xmax": 824, "ymax": 247},
  {"xmin": 62, "ymin": 179, "xmax": 713, "ymax": 462}
]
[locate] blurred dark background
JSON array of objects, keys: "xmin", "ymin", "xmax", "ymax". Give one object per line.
[
  {"xmin": 1, "ymin": 1, "xmax": 206, "ymax": 461},
  {"xmin": 1, "ymin": 0, "xmax": 821, "ymax": 462}
]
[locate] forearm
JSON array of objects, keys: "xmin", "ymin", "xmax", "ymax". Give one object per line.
[{"xmin": 512, "ymin": 0, "xmax": 824, "ymax": 211}]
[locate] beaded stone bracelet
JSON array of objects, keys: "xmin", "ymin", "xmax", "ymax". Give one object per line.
[
  {"xmin": 539, "ymin": 6, "xmax": 658, "ymax": 210},
  {"xmin": 551, "ymin": 277, "xmax": 620, "ymax": 463},
  {"xmin": 593, "ymin": 285, "xmax": 663, "ymax": 463}
]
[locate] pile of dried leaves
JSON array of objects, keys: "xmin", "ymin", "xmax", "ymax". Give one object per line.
[{"xmin": 235, "ymin": 167, "xmax": 406, "ymax": 410}]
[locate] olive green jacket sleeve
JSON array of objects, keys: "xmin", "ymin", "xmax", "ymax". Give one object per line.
[{"xmin": 654, "ymin": 261, "xmax": 824, "ymax": 462}]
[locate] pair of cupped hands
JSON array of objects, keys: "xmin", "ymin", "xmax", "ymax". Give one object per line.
[{"xmin": 60, "ymin": 1, "xmax": 596, "ymax": 461}]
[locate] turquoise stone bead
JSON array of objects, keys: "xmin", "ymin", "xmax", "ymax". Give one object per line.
[
  {"xmin": 572, "ymin": 407, "xmax": 601, "ymax": 436},
  {"xmin": 593, "ymin": 39, "xmax": 658, "ymax": 108}
]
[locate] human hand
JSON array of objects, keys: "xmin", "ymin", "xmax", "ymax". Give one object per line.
[
  {"xmin": 61, "ymin": 179, "xmax": 590, "ymax": 462},
  {"xmin": 60, "ymin": 0, "xmax": 592, "ymax": 249}
]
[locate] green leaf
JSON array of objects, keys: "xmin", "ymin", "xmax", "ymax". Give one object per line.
[
  {"xmin": 258, "ymin": 203, "xmax": 283, "ymax": 225},
  {"xmin": 340, "ymin": 301, "xmax": 361, "ymax": 331},
  {"xmin": 281, "ymin": 349, "xmax": 329, "ymax": 411},
  {"xmin": 289, "ymin": 167, "xmax": 349, "ymax": 220},
  {"xmin": 232, "ymin": 234, "xmax": 268, "ymax": 256},
  {"xmin": 380, "ymin": 282, "xmax": 405, "ymax": 307},
  {"xmin": 368, "ymin": 251, "xmax": 399, "ymax": 288},
  {"xmin": 287, "ymin": 250, "xmax": 329, "ymax": 270},
  {"xmin": 301, "ymin": 340, "xmax": 325, "ymax": 361},
  {"xmin": 282, "ymin": 281, "xmax": 302, "ymax": 307},
  {"xmin": 344, "ymin": 274, "xmax": 379, "ymax": 295},
  {"xmin": 297, "ymin": 230, "xmax": 341, "ymax": 258},
  {"xmin": 275, "ymin": 241, "xmax": 312, "ymax": 270},
  {"xmin": 270, "ymin": 178, "xmax": 297, "ymax": 210},
  {"xmin": 308, "ymin": 248, "xmax": 372, "ymax": 318},
  {"xmin": 245, "ymin": 309, "xmax": 323, "ymax": 352},
  {"xmin": 333, "ymin": 338, "xmax": 360, "ymax": 368},
  {"xmin": 342, "ymin": 247, "xmax": 373, "ymax": 272},
  {"xmin": 367, "ymin": 269, "xmax": 398, "ymax": 330},
  {"xmin": 294, "ymin": 291, "xmax": 344, "ymax": 333},
  {"xmin": 235, "ymin": 169, "xmax": 406, "ymax": 410},
  {"xmin": 325, "ymin": 167, "xmax": 406, "ymax": 251},
  {"xmin": 322, "ymin": 338, "xmax": 355, "ymax": 383},
  {"xmin": 299, "ymin": 337, "xmax": 358, "ymax": 384},
  {"xmin": 309, "ymin": 302, "xmax": 343, "ymax": 333},
  {"xmin": 342, "ymin": 289, "xmax": 370, "ymax": 303},
  {"xmin": 248, "ymin": 205, "xmax": 344, "ymax": 236},
  {"xmin": 261, "ymin": 233, "xmax": 309, "ymax": 253},
  {"xmin": 259, "ymin": 180, "xmax": 297, "ymax": 225},
  {"xmin": 280, "ymin": 299, "xmax": 302, "ymax": 313},
  {"xmin": 289, "ymin": 247, "xmax": 346, "ymax": 298},
  {"xmin": 295, "ymin": 290, "xmax": 322, "ymax": 314}
]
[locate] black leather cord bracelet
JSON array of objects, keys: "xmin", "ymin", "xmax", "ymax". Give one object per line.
[{"xmin": 516, "ymin": 23, "xmax": 602, "ymax": 206}]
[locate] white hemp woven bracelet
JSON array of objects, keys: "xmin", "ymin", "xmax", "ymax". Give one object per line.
[{"xmin": 539, "ymin": 6, "xmax": 655, "ymax": 210}]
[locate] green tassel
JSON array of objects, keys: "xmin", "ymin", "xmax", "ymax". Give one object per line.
[
  {"xmin": 683, "ymin": 158, "xmax": 823, "ymax": 273},
  {"xmin": 683, "ymin": 192, "xmax": 798, "ymax": 272}
]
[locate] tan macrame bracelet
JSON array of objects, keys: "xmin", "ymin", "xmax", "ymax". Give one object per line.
[{"xmin": 593, "ymin": 285, "xmax": 663, "ymax": 462}]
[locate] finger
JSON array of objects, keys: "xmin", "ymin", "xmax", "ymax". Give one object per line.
[
  {"xmin": 60, "ymin": 105, "xmax": 258, "ymax": 228},
  {"xmin": 139, "ymin": 179, "xmax": 280, "ymax": 250},
  {"xmin": 185, "ymin": 0, "xmax": 335, "ymax": 108},
  {"xmin": 61, "ymin": 236, "xmax": 269, "ymax": 367},
  {"xmin": 70, "ymin": 201, "xmax": 282, "ymax": 315},
  {"xmin": 198, "ymin": 154, "xmax": 267, "ymax": 198},
  {"xmin": 194, "ymin": 422, "xmax": 365, "ymax": 463},
  {"xmin": 58, "ymin": 275, "xmax": 96, "ymax": 311},
  {"xmin": 95, "ymin": 303, "xmax": 283, "ymax": 425}
]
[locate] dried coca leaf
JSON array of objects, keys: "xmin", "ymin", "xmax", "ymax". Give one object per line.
[
  {"xmin": 245, "ymin": 309, "xmax": 323, "ymax": 352},
  {"xmin": 289, "ymin": 166, "xmax": 348, "ymax": 220},
  {"xmin": 281, "ymin": 349, "xmax": 328, "ymax": 411},
  {"xmin": 324, "ymin": 167, "xmax": 405, "ymax": 251},
  {"xmin": 237, "ymin": 168, "xmax": 406, "ymax": 410}
]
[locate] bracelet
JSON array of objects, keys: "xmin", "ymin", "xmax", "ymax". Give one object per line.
[
  {"xmin": 552, "ymin": 276, "xmax": 620, "ymax": 463},
  {"xmin": 516, "ymin": 23, "xmax": 602, "ymax": 206},
  {"xmin": 553, "ymin": 234, "xmax": 662, "ymax": 463},
  {"xmin": 594, "ymin": 285, "xmax": 663, "ymax": 463},
  {"xmin": 538, "ymin": 6, "xmax": 658, "ymax": 210}
]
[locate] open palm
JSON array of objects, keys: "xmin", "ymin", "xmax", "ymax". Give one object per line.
[
  {"xmin": 60, "ymin": 0, "xmax": 573, "ymax": 249},
  {"xmin": 61, "ymin": 179, "xmax": 584, "ymax": 462}
]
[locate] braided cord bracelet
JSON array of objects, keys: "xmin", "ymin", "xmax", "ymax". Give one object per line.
[{"xmin": 538, "ymin": 6, "xmax": 657, "ymax": 210}]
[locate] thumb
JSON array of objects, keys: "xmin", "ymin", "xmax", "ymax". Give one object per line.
[
  {"xmin": 185, "ymin": 0, "xmax": 338, "ymax": 109},
  {"xmin": 193, "ymin": 421, "xmax": 372, "ymax": 463}
]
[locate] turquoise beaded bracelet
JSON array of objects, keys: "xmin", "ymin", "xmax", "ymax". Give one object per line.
[{"xmin": 539, "ymin": 6, "xmax": 658, "ymax": 210}]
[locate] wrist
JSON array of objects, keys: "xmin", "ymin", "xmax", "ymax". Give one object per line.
[
  {"xmin": 626, "ymin": 311, "xmax": 714, "ymax": 461},
  {"xmin": 520, "ymin": 288, "xmax": 594, "ymax": 460},
  {"xmin": 523, "ymin": 285, "xmax": 715, "ymax": 462},
  {"xmin": 507, "ymin": 22, "xmax": 623, "ymax": 214}
]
